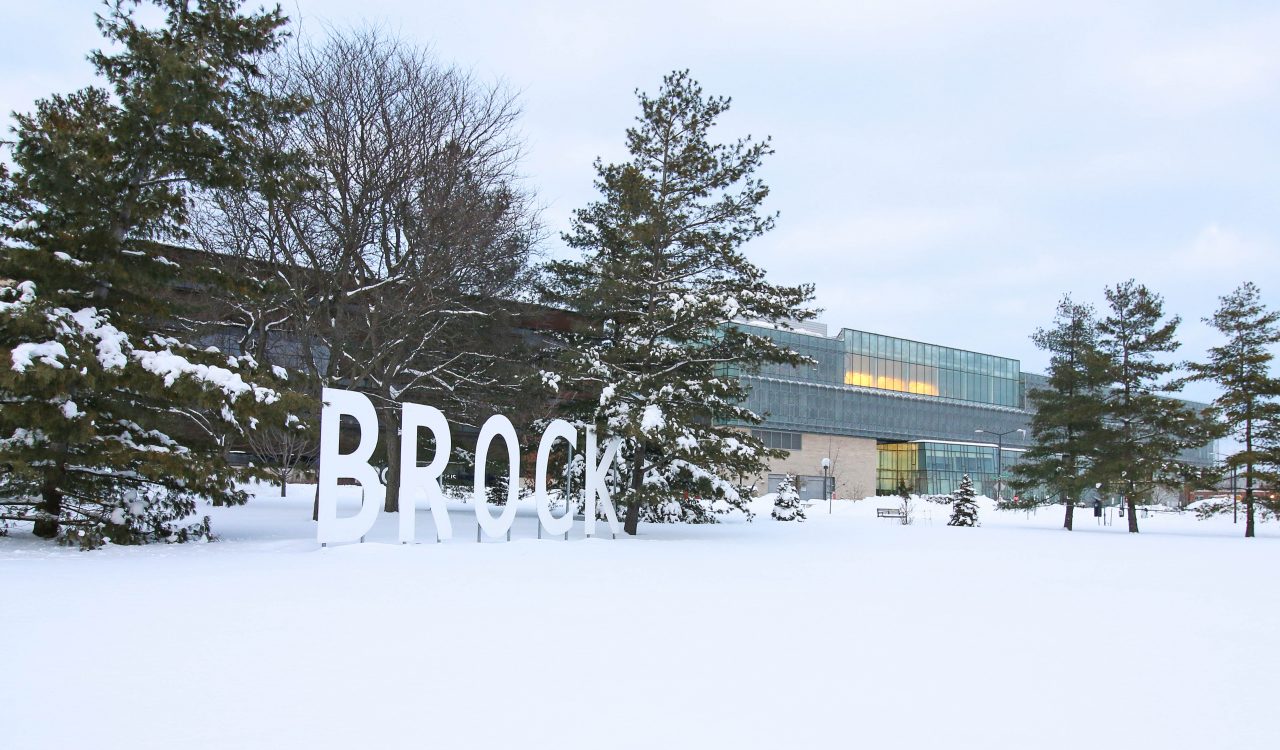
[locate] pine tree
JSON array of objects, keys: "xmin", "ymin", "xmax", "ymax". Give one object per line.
[
  {"xmin": 0, "ymin": 1, "xmax": 301, "ymax": 548},
  {"xmin": 1095, "ymin": 280, "xmax": 1216, "ymax": 533},
  {"xmin": 1012, "ymin": 296, "xmax": 1110, "ymax": 531},
  {"xmin": 1187, "ymin": 282, "xmax": 1280, "ymax": 538},
  {"xmin": 540, "ymin": 71, "xmax": 816, "ymax": 535},
  {"xmin": 948, "ymin": 474, "xmax": 979, "ymax": 527},
  {"xmin": 771, "ymin": 474, "xmax": 805, "ymax": 522},
  {"xmin": 1256, "ymin": 418, "xmax": 1280, "ymax": 519}
]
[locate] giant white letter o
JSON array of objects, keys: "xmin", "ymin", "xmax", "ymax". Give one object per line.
[{"xmin": 473, "ymin": 414, "xmax": 520, "ymax": 538}]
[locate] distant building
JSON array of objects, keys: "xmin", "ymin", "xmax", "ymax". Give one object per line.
[{"xmin": 726, "ymin": 321, "xmax": 1214, "ymax": 502}]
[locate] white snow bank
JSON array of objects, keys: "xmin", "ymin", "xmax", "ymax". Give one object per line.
[{"xmin": 0, "ymin": 487, "xmax": 1274, "ymax": 750}]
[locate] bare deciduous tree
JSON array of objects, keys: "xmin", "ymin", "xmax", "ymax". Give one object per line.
[
  {"xmin": 246, "ymin": 416, "xmax": 317, "ymax": 497},
  {"xmin": 195, "ymin": 29, "xmax": 541, "ymax": 510}
]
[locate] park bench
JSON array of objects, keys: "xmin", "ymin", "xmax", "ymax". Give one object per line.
[{"xmin": 876, "ymin": 507, "xmax": 906, "ymax": 520}]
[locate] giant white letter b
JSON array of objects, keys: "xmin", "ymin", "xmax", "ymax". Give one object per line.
[{"xmin": 317, "ymin": 388, "xmax": 384, "ymax": 544}]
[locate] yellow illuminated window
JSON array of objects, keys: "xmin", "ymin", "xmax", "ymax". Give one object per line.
[
  {"xmin": 845, "ymin": 359, "xmax": 941, "ymax": 396},
  {"xmin": 844, "ymin": 371, "xmax": 874, "ymax": 387}
]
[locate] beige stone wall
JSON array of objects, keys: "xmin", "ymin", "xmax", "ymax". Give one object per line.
[{"xmin": 739, "ymin": 430, "xmax": 879, "ymax": 500}]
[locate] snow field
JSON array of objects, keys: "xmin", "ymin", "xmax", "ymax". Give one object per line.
[{"xmin": 1, "ymin": 488, "xmax": 1276, "ymax": 749}]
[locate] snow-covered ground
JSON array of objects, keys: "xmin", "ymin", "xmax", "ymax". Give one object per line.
[{"xmin": 2, "ymin": 488, "xmax": 1276, "ymax": 749}]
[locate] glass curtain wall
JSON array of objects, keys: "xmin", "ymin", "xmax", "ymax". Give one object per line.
[
  {"xmin": 740, "ymin": 323, "xmax": 1023, "ymax": 409},
  {"xmin": 843, "ymin": 330, "xmax": 1021, "ymax": 407},
  {"xmin": 876, "ymin": 442, "xmax": 1026, "ymax": 497},
  {"xmin": 877, "ymin": 443, "xmax": 922, "ymax": 493}
]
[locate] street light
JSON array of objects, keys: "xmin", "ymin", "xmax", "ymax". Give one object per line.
[
  {"xmin": 975, "ymin": 428, "xmax": 1026, "ymax": 501},
  {"xmin": 821, "ymin": 457, "xmax": 831, "ymax": 514}
]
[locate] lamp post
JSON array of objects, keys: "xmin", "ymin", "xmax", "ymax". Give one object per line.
[
  {"xmin": 822, "ymin": 457, "xmax": 831, "ymax": 514},
  {"xmin": 975, "ymin": 428, "xmax": 1026, "ymax": 501}
]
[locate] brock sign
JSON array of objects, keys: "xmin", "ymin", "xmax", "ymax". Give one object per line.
[{"xmin": 317, "ymin": 388, "xmax": 623, "ymax": 545}]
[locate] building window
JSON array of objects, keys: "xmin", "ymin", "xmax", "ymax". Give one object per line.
[{"xmin": 752, "ymin": 429, "xmax": 802, "ymax": 451}]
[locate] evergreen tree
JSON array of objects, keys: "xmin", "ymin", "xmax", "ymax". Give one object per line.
[
  {"xmin": 771, "ymin": 474, "xmax": 805, "ymax": 522},
  {"xmin": 1012, "ymin": 296, "xmax": 1110, "ymax": 531},
  {"xmin": 1187, "ymin": 282, "xmax": 1280, "ymax": 538},
  {"xmin": 0, "ymin": 0, "xmax": 301, "ymax": 548},
  {"xmin": 948, "ymin": 474, "xmax": 979, "ymax": 527},
  {"xmin": 540, "ymin": 71, "xmax": 815, "ymax": 535},
  {"xmin": 1256, "ymin": 418, "xmax": 1280, "ymax": 519},
  {"xmin": 1095, "ymin": 280, "xmax": 1215, "ymax": 533}
]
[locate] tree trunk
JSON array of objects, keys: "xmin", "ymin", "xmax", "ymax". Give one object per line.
[
  {"xmin": 313, "ymin": 383, "xmax": 325, "ymax": 522},
  {"xmin": 1244, "ymin": 470, "xmax": 1255, "ymax": 538},
  {"xmin": 33, "ymin": 479, "xmax": 62, "ymax": 539},
  {"xmin": 279, "ymin": 471, "xmax": 287, "ymax": 497},
  {"xmin": 623, "ymin": 442, "xmax": 646, "ymax": 536},
  {"xmin": 382, "ymin": 405, "xmax": 402, "ymax": 513},
  {"xmin": 1063, "ymin": 496, "xmax": 1074, "ymax": 531},
  {"xmin": 1244, "ymin": 425, "xmax": 1255, "ymax": 539},
  {"xmin": 1126, "ymin": 494, "xmax": 1139, "ymax": 533}
]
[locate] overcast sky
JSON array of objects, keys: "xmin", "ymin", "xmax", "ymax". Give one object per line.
[{"xmin": 5, "ymin": 1, "xmax": 1280, "ymax": 405}]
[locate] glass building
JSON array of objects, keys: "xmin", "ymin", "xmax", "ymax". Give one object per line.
[
  {"xmin": 876, "ymin": 441, "xmax": 1026, "ymax": 497},
  {"xmin": 728, "ymin": 321, "xmax": 1212, "ymax": 501},
  {"xmin": 749, "ymin": 325, "xmax": 1023, "ymax": 409}
]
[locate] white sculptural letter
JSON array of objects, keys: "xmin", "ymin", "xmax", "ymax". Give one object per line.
[
  {"xmin": 314, "ymin": 395, "xmax": 623, "ymax": 546},
  {"xmin": 398, "ymin": 403, "xmax": 453, "ymax": 543},
  {"xmin": 317, "ymin": 388, "xmax": 385, "ymax": 544},
  {"xmin": 473, "ymin": 414, "xmax": 520, "ymax": 538},
  {"xmin": 584, "ymin": 427, "xmax": 622, "ymax": 537},
  {"xmin": 535, "ymin": 419, "xmax": 577, "ymax": 536}
]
